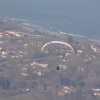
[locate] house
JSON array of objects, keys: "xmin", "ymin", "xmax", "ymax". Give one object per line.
[
  {"xmin": 90, "ymin": 44, "xmax": 99, "ymax": 53},
  {"xmin": 19, "ymin": 51, "xmax": 27, "ymax": 55},
  {"xmin": 6, "ymin": 31, "xmax": 16, "ymax": 34},
  {"xmin": 62, "ymin": 59, "xmax": 66, "ymax": 62},
  {"xmin": 77, "ymin": 50, "xmax": 83, "ymax": 53},
  {"xmin": 24, "ymin": 44, "xmax": 28, "ymax": 47},
  {"xmin": 37, "ymin": 72, "xmax": 42, "ymax": 76},
  {"xmin": 58, "ymin": 90, "xmax": 66, "ymax": 96},
  {"xmin": 57, "ymin": 86, "xmax": 75, "ymax": 95},
  {"xmin": 93, "ymin": 92, "xmax": 100, "ymax": 96},
  {"xmin": 36, "ymin": 71, "xmax": 43, "ymax": 76},
  {"xmin": 35, "ymin": 68, "xmax": 50, "ymax": 76},
  {"xmin": 1, "ymin": 50, "xmax": 9, "ymax": 55},
  {"xmin": 84, "ymin": 57, "xmax": 91, "ymax": 62},
  {"xmin": 22, "ymin": 67, "xmax": 27, "ymax": 71},
  {"xmin": 34, "ymin": 70, "xmax": 44, "ymax": 76},
  {"xmin": 11, "ymin": 55, "xmax": 18, "ymax": 58},
  {"xmin": 59, "ymin": 55, "xmax": 62, "ymax": 58},
  {"xmin": 24, "ymin": 88, "xmax": 30, "ymax": 92},
  {"xmin": 0, "ymin": 46, "xmax": 3, "ymax": 50},
  {"xmin": 92, "ymin": 87, "xmax": 100, "ymax": 92},
  {"xmin": 63, "ymin": 86, "xmax": 74, "ymax": 89},
  {"xmin": 61, "ymin": 89, "xmax": 70, "ymax": 94},
  {"xmin": 21, "ymin": 73, "xmax": 29, "ymax": 76},
  {"xmin": 6, "ymin": 30, "xmax": 20, "ymax": 35},
  {"xmin": 62, "ymin": 86, "xmax": 74, "ymax": 92},
  {"xmin": 1, "ymin": 55, "xmax": 7, "ymax": 58},
  {"xmin": 0, "ymin": 34, "xmax": 3, "ymax": 38},
  {"xmin": 29, "ymin": 42, "xmax": 34, "ymax": 45},
  {"xmin": 77, "ymin": 66, "xmax": 84, "ymax": 72},
  {"xmin": 92, "ymin": 87, "xmax": 100, "ymax": 96},
  {"xmin": 57, "ymin": 55, "xmax": 63, "ymax": 58},
  {"xmin": 15, "ymin": 33, "xmax": 21, "ymax": 37},
  {"xmin": 46, "ymin": 86, "xmax": 53, "ymax": 90},
  {"xmin": 31, "ymin": 62, "xmax": 48, "ymax": 68},
  {"xmin": 59, "ymin": 64, "xmax": 66, "ymax": 69},
  {"xmin": 65, "ymin": 53, "xmax": 71, "ymax": 56}
]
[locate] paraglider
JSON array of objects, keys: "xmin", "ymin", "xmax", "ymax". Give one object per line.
[
  {"xmin": 41, "ymin": 41, "xmax": 76, "ymax": 70},
  {"xmin": 41, "ymin": 41, "xmax": 76, "ymax": 54}
]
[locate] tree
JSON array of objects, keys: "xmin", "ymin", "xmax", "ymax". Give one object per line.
[
  {"xmin": 1, "ymin": 79, "xmax": 10, "ymax": 90},
  {"xmin": 66, "ymin": 35, "xmax": 74, "ymax": 43}
]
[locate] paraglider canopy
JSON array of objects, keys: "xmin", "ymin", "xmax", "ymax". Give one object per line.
[{"xmin": 41, "ymin": 41, "xmax": 76, "ymax": 54}]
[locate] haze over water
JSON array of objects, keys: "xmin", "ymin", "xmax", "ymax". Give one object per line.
[{"xmin": 0, "ymin": 0, "xmax": 100, "ymax": 40}]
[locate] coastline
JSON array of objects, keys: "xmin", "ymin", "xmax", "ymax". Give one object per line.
[{"xmin": 7, "ymin": 17, "xmax": 100, "ymax": 44}]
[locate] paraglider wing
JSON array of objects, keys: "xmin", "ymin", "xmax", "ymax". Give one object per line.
[{"xmin": 41, "ymin": 41, "xmax": 76, "ymax": 54}]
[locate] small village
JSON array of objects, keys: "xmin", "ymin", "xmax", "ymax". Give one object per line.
[{"xmin": 0, "ymin": 18, "xmax": 100, "ymax": 100}]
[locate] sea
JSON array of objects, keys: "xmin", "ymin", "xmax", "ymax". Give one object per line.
[{"xmin": 0, "ymin": 0, "xmax": 100, "ymax": 42}]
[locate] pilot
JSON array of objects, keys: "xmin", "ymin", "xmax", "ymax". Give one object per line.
[{"xmin": 56, "ymin": 66, "xmax": 59, "ymax": 70}]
